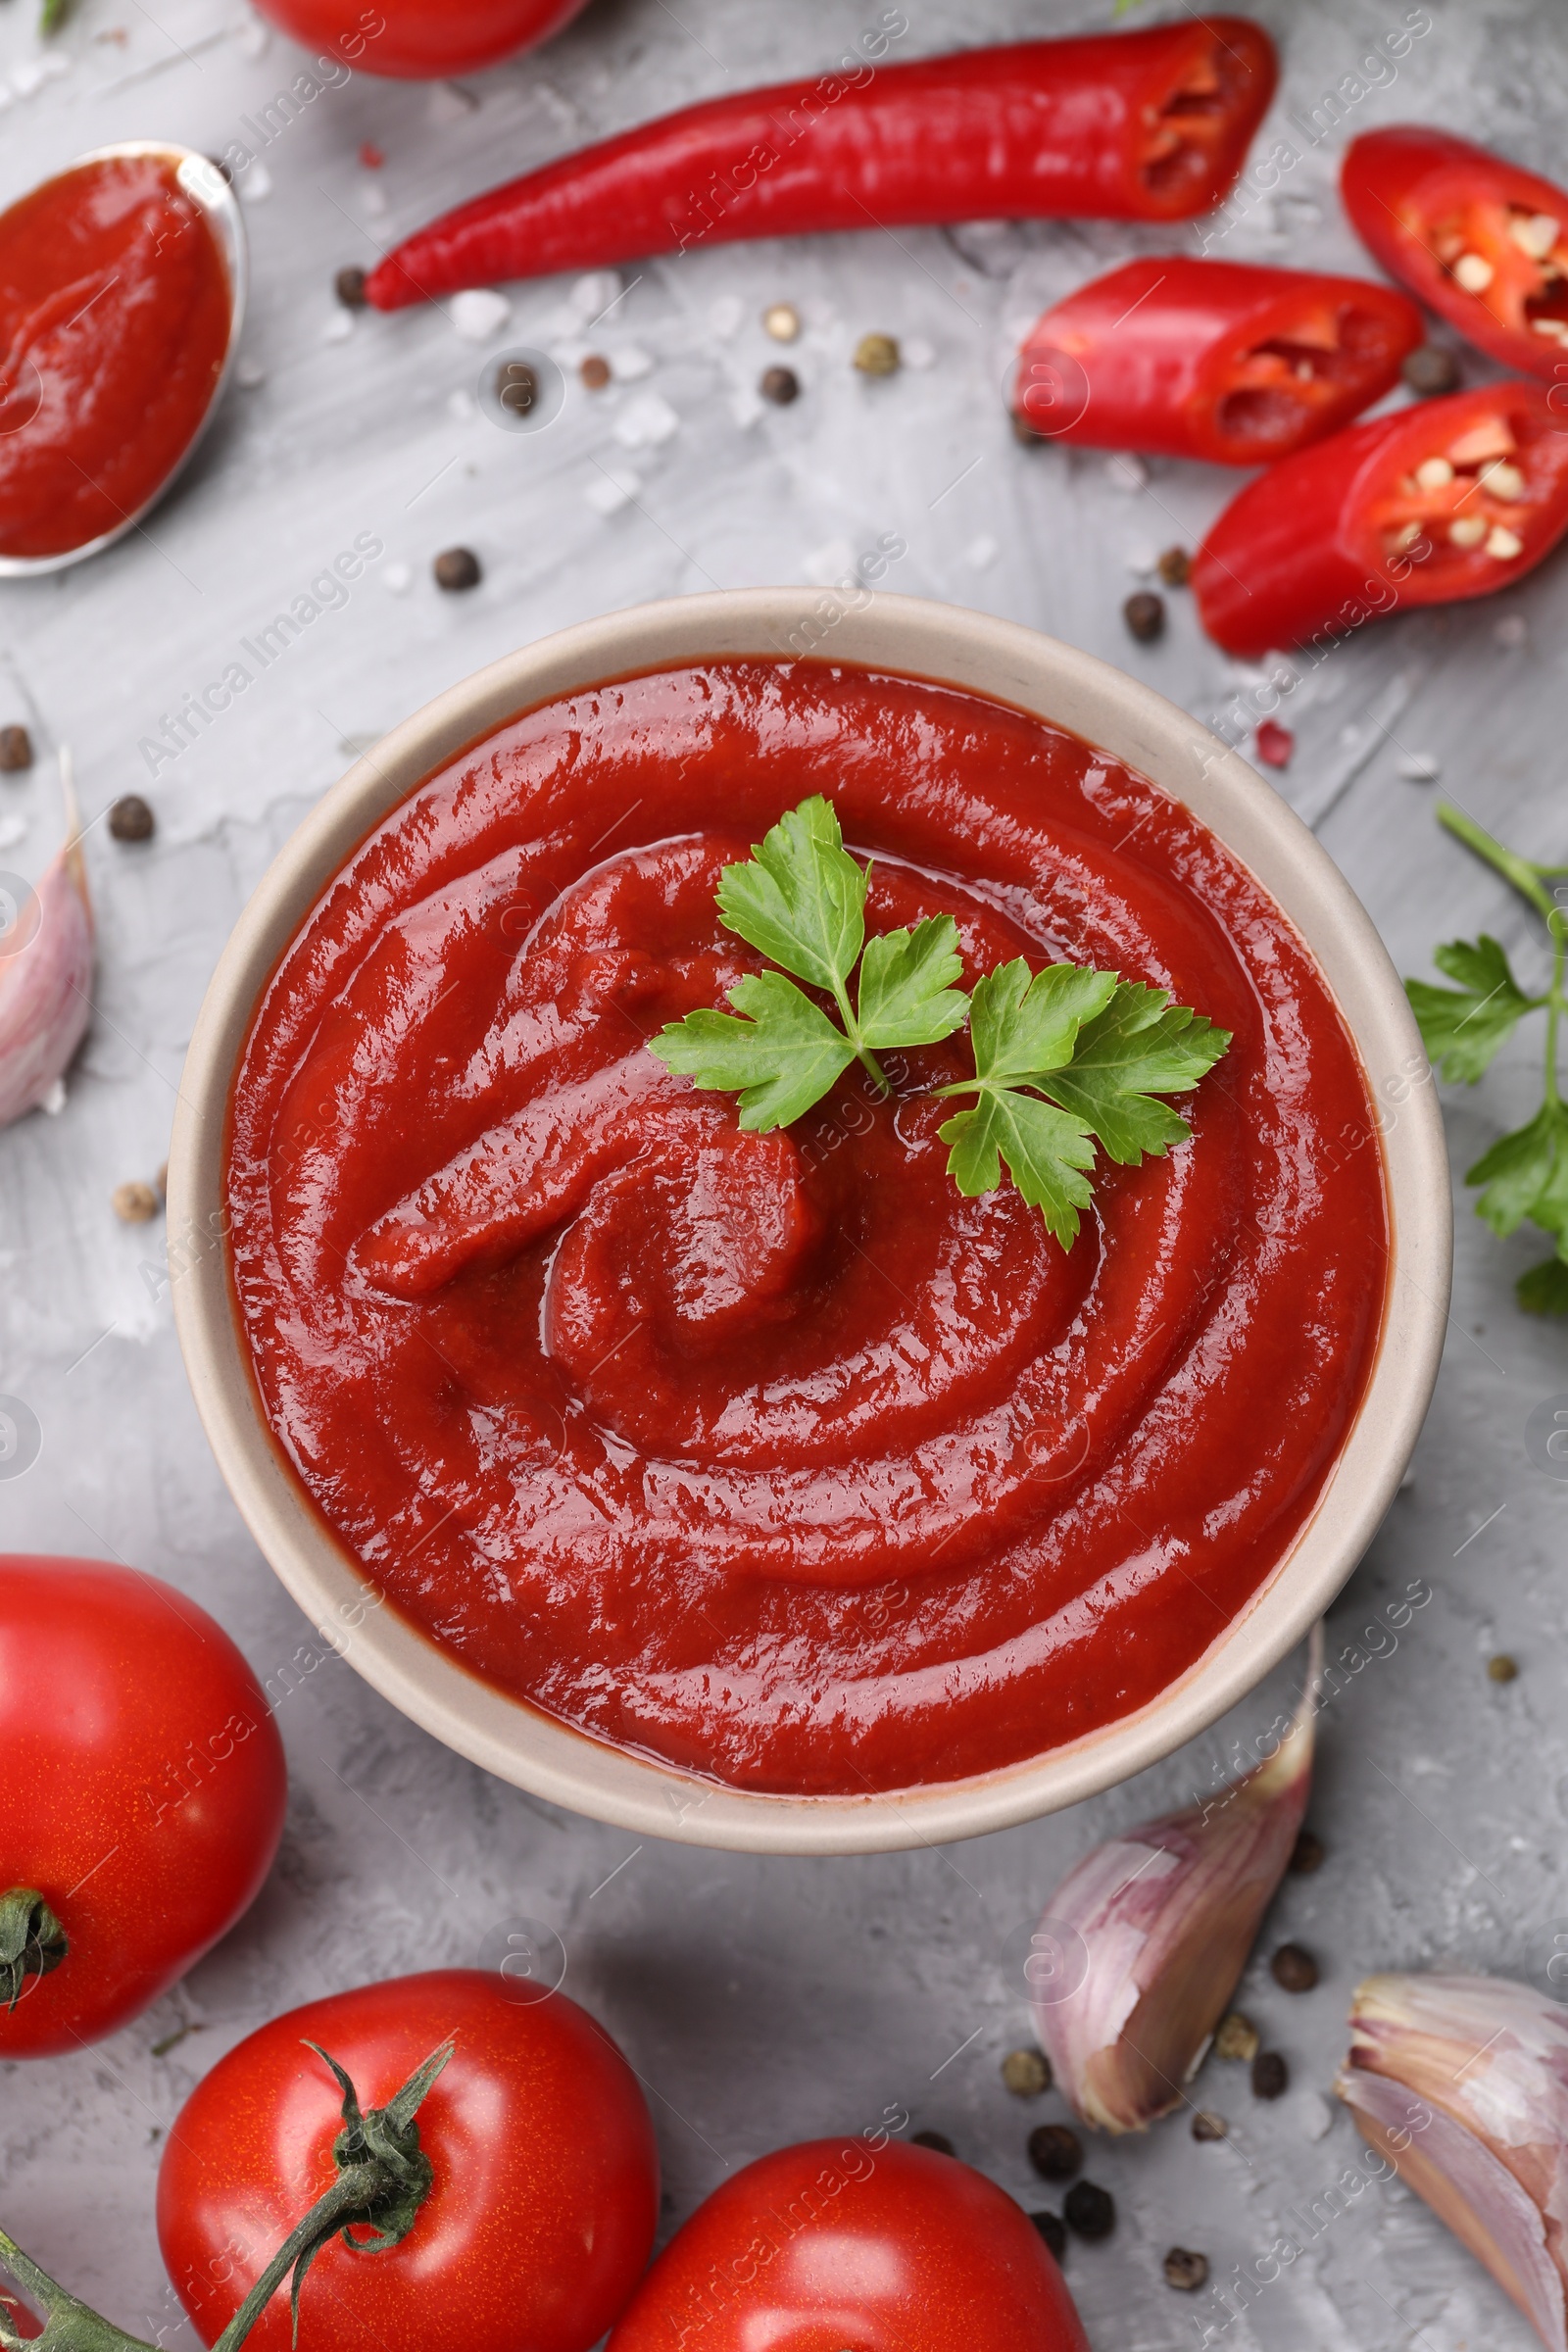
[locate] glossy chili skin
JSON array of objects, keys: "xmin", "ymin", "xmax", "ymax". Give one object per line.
[
  {"xmin": 1194, "ymin": 380, "xmax": 1568, "ymax": 659},
  {"xmin": 158, "ymin": 1970, "xmax": 660, "ymax": 2352},
  {"xmin": 0, "ymin": 155, "xmax": 231, "ymax": 561},
  {"xmin": 608, "ymin": 2138, "xmax": 1090, "ymax": 2352},
  {"xmin": 367, "ymin": 18, "xmax": 1277, "ymax": 307},
  {"xmin": 226, "ymin": 661, "xmax": 1388, "ymax": 1799},
  {"xmin": 1015, "ymin": 257, "xmax": 1422, "ymax": 464},
  {"xmin": 1343, "ymin": 126, "xmax": 1568, "ymax": 380},
  {"xmin": 0, "ymin": 1555, "xmax": 286, "ymax": 2058}
]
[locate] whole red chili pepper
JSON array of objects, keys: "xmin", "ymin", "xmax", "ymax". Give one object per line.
[
  {"xmin": 366, "ymin": 17, "xmax": 1277, "ymax": 310},
  {"xmin": 1193, "ymin": 380, "xmax": 1568, "ymax": 660},
  {"xmin": 1014, "ymin": 256, "xmax": 1422, "ymax": 464},
  {"xmin": 1343, "ymin": 127, "xmax": 1568, "ymax": 381}
]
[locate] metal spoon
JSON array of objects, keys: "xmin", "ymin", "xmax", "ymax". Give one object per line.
[{"xmin": 0, "ymin": 140, "xmax": 248, "ymax": 579}]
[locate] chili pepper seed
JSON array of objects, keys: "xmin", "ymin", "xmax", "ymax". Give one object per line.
[
  {"xmin": 910, "ymin": 2130, "xmax": 956, "ymax": 2157},
  {"xmin": 1453, "ymin": 252, "xmax": 1495, "ymax": 294},
  {"xmin": 1402, "ymin": 344, "xmax": 1460, "ymax": 396},
  {"xmin": 1063, "ymin": 2180, "xmax": 1115, "ymax": 2241},
  {"xmin": 1290, "ymin": 1830, "xmax": 1325, "ymax": 1874},
  {"xmin": 1027, "ymin": 2124, "xmax": 1083, "ymax": 2181},
  {"xmin": 763, "ymin": 303, "xmax": 801, "ymax": 342},
  {"xmin": 1030, "ymin": 2211, "xmax": 1067, "ymax": 2262},
  {"xmin": 1157, "ymin": 546, "xmax": 1192, "ymax": 587},
  {"xmin": 1192, "ymin": 2111, "xmax": 1228, "ymax": 2142},
  {"xmin": 760, "ymin": 366, "xmax": 800, "ymax": 406},
  {"xmin": 1123, "ymin": 591, "xmax": 1165, "ymax": 644},
  {"xmin": 1002, "ymin": 2048, "xmax": 1052, "ymax": 2097},
  {"xmin": 334, "ymin": 266, "xmax": 368, "ymax": 311},
  {"xmin": 579, "ymin": 354, "xmax": 612, "ymax": 390},
  {"xmin": 1489, "ymin": 1654, "xmax": 1519, "ymax": 1683},
  {"xmin": 1271, "ymin": 1942, "xmax": 1319, "ymax": 1993},
  {"xmin": 1251, "ymin": 2050, "xmax": 1290, "ymax": 2100},
  {"xmin": 112, "ymin": 1181, "xmax": 160, "ymax": 1225},
  {"xmin": 1165, "ymin": 2248, "xmax": 1209, "ymax": 2291},
  {"xmin": 854, "ymin": 332, "xmax": 901, "ymax": 377},
  {"xmin": 1215, "ymin": 2013, "xmax": 1259, "ymax": 2063},
  {"xmin": 0, "ymin": 725, "xmax": 32, "ymax": 773},
  {"xmin": 434, "ymin": 547, "xmax": 482, "ymax": 592},
  {"xmin": 108, "ymin": 795, "xmax": 155, "ymax": 843}
]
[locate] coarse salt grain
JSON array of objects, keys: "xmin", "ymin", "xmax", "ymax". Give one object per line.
[
  {"xmin": 1396, "ymin": 752, "xmax": 1440, "ymax": 782},
  {"xmin": 382, "ymin": 562, "xmax": 414, "ymax": 595},
  {"xmin": 239, "ymin": 163, "xmax": 272, "ymax": 203},
  {"xmin": 450, "ymin": 288, "xmax": 511, "ymax": 343},
  {"xmin": 0, "ymin": 816, "xmax": 26, "ymax": 852},
  {"xmin": 447, "ymin": 388, "xmax": 477, "ymax": 422},
  {"xmin": 612, "ymin": 390, "xmax": 678, "ymax": 449},
  {"xmin": 611, "ymin": 344, "xmax": 655, "ymax": 381},
  {"xmin": 902, "ymin": 336, "xmax": 936, "ymax": 369},
  {"xmin": 1125, "ymin": 546, "xmax": 1158, "ymax": 576},
  {"xmin": 571, "ymin": 270, "xmax": 622, "ymax": 324},
  {"xmin": 1104, "ymin": 453, "xmax": 1148, "ymax": 492},
  {"xmin": 39, "ymin": 1078, "xmax": 66, "ymax": 1117},
  {"xmin": 10, "ymin": 60, "xmax": 46, "ymax": 98},
  {"xmin": 802, "ymin": 538, "xmax": 857, "ymax": 587},
  {"xmin": 730, "ymin": 385, "xmax": 764, "ymax": 429},
  {"xmin": 322, "ymin": 311, "xmax": 354, "ymax": 344},
  {"xmin": 360, "ymin": 182, "xmax": 388, "ymax": 220},
  {"xmin": 235, "ymin": 358, "xmax": 266, "ymax": 389},
  {"xmin": 965, "ymin": 533, "xmax": 1000, "ymax": 570}
]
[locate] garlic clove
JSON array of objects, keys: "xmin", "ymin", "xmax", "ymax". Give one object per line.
[
  {"xmin": 1031, "ymin": 1630, "xmax": 1318, "ymax": 2133},
  {"xmin": 1338, "ymin": 1972, "xmax": 1568, "ymax": 2352},
  {"xmin": 0, "ymin": 760, "xmax": 94, "ymax": 1132}
]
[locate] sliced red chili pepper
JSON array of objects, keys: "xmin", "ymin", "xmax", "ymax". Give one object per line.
[
  {"xmin": 1193, "ymin": 380, "xmax": 1568, "ymax": 660},
  {"xmin": 1013, "ymin": 257, "xmax": 1422, "ymax": 463},
  {"xmin": 1343, "ymin": 127, "xmax": 1568, "ymax": 380},
  {"xmin": 366, "ymin": 19, "xmax": 1277, "ymax": 310}
]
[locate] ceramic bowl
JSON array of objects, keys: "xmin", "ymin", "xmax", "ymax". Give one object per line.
[{"xmin": 169, "ymin": 590, "xmax": 1451, "ymax": 1853}]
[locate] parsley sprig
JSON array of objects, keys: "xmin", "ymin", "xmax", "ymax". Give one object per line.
[
  {"xmin": 649, "ymin": 797, "xmax": 1231, "ymax": 1245},
  {"xmin": 1405, "ymin": 804, "xmax": 1568, "ymax": 1314}
]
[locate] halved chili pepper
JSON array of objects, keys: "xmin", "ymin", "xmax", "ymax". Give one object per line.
[
  {"xmin": 1193, "ymin": 380, "xmax": 1568, "ymax": 660},
  {"xmin": 1343, "ymin": 127, "xmax": 1568, "ymax": 380},
  {"xmin": 1013, "ymin": 257, "xmax": 1422, "ymax": 464},
  {"xmin": 366, "ymin": 18, "xmax": 1277, "ymax": 310}
]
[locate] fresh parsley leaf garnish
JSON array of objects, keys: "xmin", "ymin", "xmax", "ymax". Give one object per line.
[
  {"xmin": 1405, "ymin": 803, "xmax": 1568, "ymax": 1312},
  {"xmin": 1406, "ymin": 936, "xmax": 1537, "ymax": 1083},
  {"xmin": 651, "ymin": 796, "xmax": 967, "ymax": 1123},
  {"xmin": 934, "ymin": 959, "xmax": 1230, "ymax": 1248},
  {"xmin": 649, "ymin": 797, "xmax": 1231, "ymax": 1241}
]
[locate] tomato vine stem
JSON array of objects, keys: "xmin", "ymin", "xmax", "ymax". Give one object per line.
[
  {"xmin": 0, "ymin": 1888, "xmax": 67, "ymax": 2013},
  {"xmin": 0, "ymin": 2038, "xmax": 453, "ymax": 2352}
]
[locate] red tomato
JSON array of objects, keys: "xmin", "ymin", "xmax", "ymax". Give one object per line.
[
  {"xmin": 0, "ymin": 1555, "xmax": 287, "ymax": 2058},
  {"xmin": 253, "ymin": 0, "xmax": 592, "ymax": 78},
  {"xmin": 608, "ymin": 2136, "xmax": 1090, "ymax": 2352},
  {"xmin": 157, "ymin": 1971, "xmax": 660, "ymax": 2352}
]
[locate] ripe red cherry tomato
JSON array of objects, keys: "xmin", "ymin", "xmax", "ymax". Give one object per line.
[
  {"xmin": 253, "ymin": 0, "xmax": 592, "ymax": 78},
  {"xmin": 158, "ymin": 1970, "xmax": 661, "ymax": 2352},
  {"xmin": 0, "ymin": 1555, "xmax": 287, "ymax": 2058},
  {"xmin": 608, "ymin": 2136, "xmax": 1090, "ymax": 2351}
]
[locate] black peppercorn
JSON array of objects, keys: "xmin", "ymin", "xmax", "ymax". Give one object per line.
[
  {"xmin": 434, "ymin": 547, "xmax": 482, "ymax": 592},
  {"xmin": 910, "ymin": 2130, "xmax": 956, "ymax": 2157},
  {"xmin": 1271, "ymin": 1942, "xmax": 1319, "ymax": 1993},
  {"xmin": 1123, "ymin": 591, "xmax": 1165, "ymax": 644},
  {"xmin": 1402, "ymin": 344, "xmax": 1460, "ymax": 396},
  {"xmin": 1030, "ymin": 2210, "xmax": 1067, "ymax": 2262},
  {"xmin": 334, "ymin": 266, "xmax": 368, "ymax": 311},
  {"xmin": 1027, "ymin": 2124, "xmax": 1083, "ymax": 2181},
  {"xmin": 1063, "ymin": 2180, "xmax": 1115, "ymax": 2241},
  {"xmin": 1289, "ymin": 1829, "xmax": 1325, "ymax": 1874},
  {"xmin": 1251, "ymin": 2050, "xmax": 1289, "ymax": 2100},
  {"xmin": 108, "ymin": 795, "xmax": 155, "ymax": 843},
  {"xmin": 0, "ymin": 725, "xmax": 32, "ymax": 773},
  {"xmin": 760, "ymin": 366, "xmax": 800, "ymax": 406}
]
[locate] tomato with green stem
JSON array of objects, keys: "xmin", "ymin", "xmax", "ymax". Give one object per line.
[
  {"xmin": 608, "ymin": 2136, "xmax": 1090, "ymax": 2351},
  {"xmin": 0, "ymin": 1555, "xmax": 286, "ymax": 2058},
  {"xmin": 157, "ymin": 1971, "xmax": 659, "ymax": 2352},
  {"xmin": 250, "ymin": 0, "xmax": 592, "ymax": 78}
]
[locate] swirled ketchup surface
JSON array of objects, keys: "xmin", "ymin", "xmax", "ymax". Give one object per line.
[
  {"xmin": 227, "ymin": 662, "xmax": 1388, "ymax": 1796},
  {"xmin": 0, "ymin": 155, "xmax": 230, "ymax": 562}
]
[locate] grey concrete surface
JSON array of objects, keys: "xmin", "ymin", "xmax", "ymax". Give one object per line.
[{"xmin": 2, "ymin": 0, "xmax": 1566, "ymax": 2345}]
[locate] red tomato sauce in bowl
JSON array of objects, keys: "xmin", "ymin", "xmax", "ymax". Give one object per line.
[
  {"xmin": 0, "ymin": 153, "xmax": 232, "ymax": 563},
  {"xmin": 226, "ymin": 661, "xmax": 1388, "ymax": 1797}
]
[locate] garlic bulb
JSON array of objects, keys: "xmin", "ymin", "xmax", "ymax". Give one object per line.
[
  {"xmin": 1339, "ymin": 1973, "xmax": 1568, "ymax": 2351},
  {"xmin": 1031, "ymin": 1630, "xmax": 1319, "ymax": 2132},
  {"xmin": 0, "ymin": 758, "xmax": 93, "ymax": 1131}
]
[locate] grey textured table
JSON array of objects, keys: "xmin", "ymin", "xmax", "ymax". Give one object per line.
[{"xmin": 3, "ymin": 1, "xmax": 1565, "ymax": 2345}]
